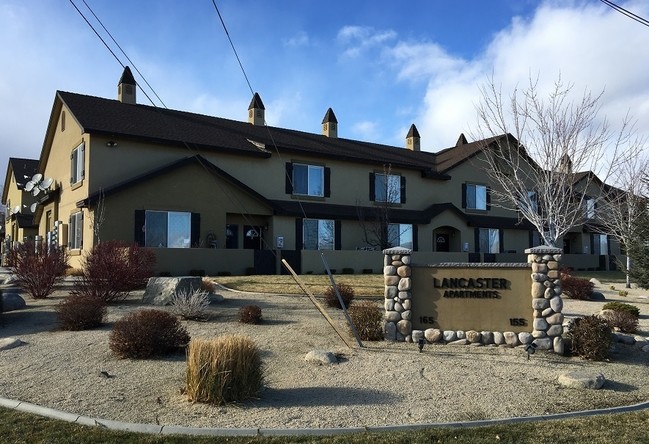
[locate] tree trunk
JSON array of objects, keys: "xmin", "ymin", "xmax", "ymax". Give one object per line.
[{"xmin": 626, "ymin": 254, "xmax": 631, "ymax": 289}]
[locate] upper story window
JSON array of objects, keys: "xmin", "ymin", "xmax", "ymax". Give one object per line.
[
  {"xmin": 285, "ymin": 162, "xmax": 330, "ymax": 197},
  {"xmin": 69, "ymin": 211, "xmax": 83, "ymax": 250},
  {"xmin": 303, "ymin": 218, "xmax": 334, "ymax": 250},
  {"xmin": 370, "ymin": 172, "xmax": 406, "ymax": 204},
  {"xmin": 70, "ymin": 142, "xmax": 85, "ymax": 184},
  {"xmin": 463, "ymin": 183, "xmax": 489, "ymax": 210},
  {"xmin": 584, "ymin": 197, "xmax": 596, "ymax": 219},
  {"xmin": 526, "ymin": 190, "xmax": 538, "ymax": 213}
]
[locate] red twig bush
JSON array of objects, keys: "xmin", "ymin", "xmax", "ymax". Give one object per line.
[
  {"xmin": 73, "ymin": 241, "xmax": 155, "ymax": 303},
  {"xmin": 560, "ymin": 269, "xmax": 594, "ymax": 300},
  {"xmin": 57, "ymin": 294, "xmax": 107, "ymax": 331},
  {"xmin": 238, "ymin": 305, "xmax": 262, "ymax": 324},
  {"xmin": 567, "ymin": 315, "xmax": 613, "ymax": 360},
  {"xmin": 109, "ymin": 309, "xmax": 190, "ymax": 359},
  {"xmin": 348, "ymin": 300, "xmax": 384, "ymax": 341},
  {"xmin": 7, "ymin": 242, "xmax": 67, "ymax": 299},
  {"xmin": 324, "ymin": 283, "xmax": 355, "ymax": 309}
]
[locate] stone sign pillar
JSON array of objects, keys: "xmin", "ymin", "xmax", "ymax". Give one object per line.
[
  {"xmin": 383, "ymin": 248, "xmax": 413, "ymax": 342},
  {"xmin": 525, "ymin": 246, "xmax": 564, "ymax": 354}
]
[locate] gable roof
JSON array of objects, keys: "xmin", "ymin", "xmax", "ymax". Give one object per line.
[{"xmin": 2, "ymin": 157, "xmax": 39, "ymax": 203}]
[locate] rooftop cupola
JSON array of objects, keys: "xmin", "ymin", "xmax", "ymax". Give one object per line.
[
  {"xmin": 456, "ymin": 133, "xmax": 468, "ymax": 146},
  {"xmin": 322, "ymin": 108, "xmax": 338, "ymax": 138},
  {"xmin": 118, "ymin": 66, "xmax": 136, "ymax": 104},
  {"xmin": 248, "ymin": 92, "xmax": 265, "ymax": 125},
  {"xmin": 406, "ymin": 124, "xmax": 420, "ymax": 151}
]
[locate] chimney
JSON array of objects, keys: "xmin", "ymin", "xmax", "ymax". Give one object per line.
[
  {"xmin": 456, "ymin": 133, "xmax": 468, "ymax": 146},
  {"xmin": 406, "ymin": 124, "xmax": 420, "ymax": 151},
  {"xmin": 322, "ymin": 108, "xmax": 338, "ymax": 138},
  {"xmin": 118, "ymin": 66, "xmax": 136, "ymax": 104},
  {"xmin": 248, "ymin": 92, "xmax": 265, "ymax": 125}
]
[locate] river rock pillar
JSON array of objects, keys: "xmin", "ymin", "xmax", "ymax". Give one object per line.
[{"xmin": 383, "ymin": 247, "xmax": 413, "ymax": 342}]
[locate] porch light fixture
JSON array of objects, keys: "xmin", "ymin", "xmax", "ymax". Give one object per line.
[{"xmin": 524, "ymin": 343, "xmax": 537, "ymax": 360}]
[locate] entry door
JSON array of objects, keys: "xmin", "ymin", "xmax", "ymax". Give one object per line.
[
  {"xmin": 243, "ymin": 225, "xmax": 263, "ymax": 250},
  {"xmin": 435, "ymin": 233, "xmax": 450, "ymax": 252}
]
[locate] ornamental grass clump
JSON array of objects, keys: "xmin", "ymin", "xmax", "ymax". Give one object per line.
[
  {"xmin": 567, "ymin": 315, "xmax": 613, "ymax": 361},
  {"xmin": 185, "ymin": 336, "xmax": 264, "ymax": 405},
  {"xmin": 109, "ymin": 309, "xmax": 190, "ymax": 359},
  {"xmin": 169, "ymin": 288, "xmax": 211, "ymax": 321},
  {"xmin": 57, "ymin": 294, "xmax": 107, "ymax": 331},
  {"xmin": 348, "ymin": 300, "xmax": 384, "ymax": 341},
  {"xmin": 324, "ymin": 282, "xmax": 355, "ymax": 309}
]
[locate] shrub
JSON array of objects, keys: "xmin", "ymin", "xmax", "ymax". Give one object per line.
[
  {"xmin": 560, "ymin": 272, "xmax": 594, "ymax": 300},
  {"xmin": 618, "ymin": 290, "xmax": 629, "ymax": 297},
  {"xmin": 201, "ymin": 278, "xmax": 218, "ymax": 293},
  {"xmin": 238, "ymin": 305, "xmax": 262, "ymax": 324},
  {"xmin": 362, "ymin": 268, "xmax": 374, "ymax": 274},
  {"xmin": 109, "ymin": 309, "xmax": 190, "ymax": 359},
  {"xmin": 7, "ymin": 242, "xmax": 67, "ymax": 299},
  {"xmin": 188, "ymin": 269, "xmax": 205, "ymax": 277},
  {"xmin": 348, "ymin": 301, "xmax": 383, "ymax": 341},
  {"xmin": 324, "ymin": 283, "xmax": 355, "ymax": 309},
  {"xmin": 169, "ymin": 288, "xmax": 211, "ymax": 321},
  {"xmin": 342, "ymin": 267, "xmax": 354, "ymax": 275},
  {"xmin": 601, "ymin": 310, "xmax": 639, "ymax": 334},
  {"xmin": 602, "ymin": 302, "xmax": 640, "ymax": 318},
  {"xmin": 567, "ymin": 315, "xmax": 613, "ymax": 360},
  {"xmin": 73, "ymin": 241, "xmax": 155, "ymax": 303},
  {"xmin": 57, "ymin": 294, "xmax": 107, "ymax": 331},
  {"xmin": 185, "ymin": 336, "xmax": 264, "ymax": 405}
]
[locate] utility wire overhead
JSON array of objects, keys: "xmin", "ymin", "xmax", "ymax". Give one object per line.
[{"xmin": 599, "ymin": 0, "xmax": 649, "ymax": 28}]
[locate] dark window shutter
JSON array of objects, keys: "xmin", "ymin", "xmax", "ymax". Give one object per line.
[
  {"xmin": 499, "ymin": 229, "xmax": 504, "ymax": 253},
  {"xmin": 70, "ymin": 151, "xmax": 74, "ymax": 184},
  {"xmin": 285, "ymin": 162, "xmax": 293, "ymax": 194},
  {"xmin": 134, "ymin": 210, "xmax": 145, "ymax": 246},
  {"xmin": 334, "ymin": 220, "xmax": 341, "ymax": 250},
  {"xmin": 474, "ymin": 228, "xmax": 480, "ymax": 252},
  {"xmin": 191, "ymin": 213, "xmax": 201, "ymax": 247},
  {"xmin": 461, "ymin": 183, "xmax": 467, "ymax": 208},
  {"xmin": 369, "ymin": 173, "xmax": 376, "ymax": 201},
  {"xmin": 80, "ymin": 212, "xmax": 84, "ymax": 248},
  {"xmin": 486, "ymin": 188, "xmax": 492, "ymax": 211},
  {"xmin": 80, "ymin": 143, "xmax": 85, "ymax": 179},
  {"xmin": 590, "ymin": 233, "xmax": 595, "ymax": 254},
  {"xmin": 400, "ymin": 176, "xmax": 406, "ymax": 204},
  {"xmin": 324, "ymin": 167, "xmax": 331, "ymax": 197},
  {"xmin": 295, "ymin": 218, "xmax": 303, "ymax": 250},
  {"xmin": 412, "ymin": 225, "xmax": 418, "ymax": 251},
  {"xmin": 528, "ymin": 230, "xmax": 534, "ymax": 248},
  {"xmin": 68, "ymin": 214, "xmax": 72, "ymax": 248}
]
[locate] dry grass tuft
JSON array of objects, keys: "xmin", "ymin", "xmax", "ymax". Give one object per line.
[
  {"xmin": 169, "ymin": 288, "xmax": 211, "ymax": 321},
  {"xmin": 185, "ymin": 336, "xmax": 264, "ymax": 405}
]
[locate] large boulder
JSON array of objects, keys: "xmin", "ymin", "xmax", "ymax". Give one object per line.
[
  {"xmin": 558, "ymin": 371, "xmax": 605, "ymax": 389},
  {"xmin": 304, "ymin": 350, "xmax": 338, "ymax": 365},
  {"xmin": 142, "ymin": 277, "xmax": 203, "ymax": 305},
  {"xmin": 2, "ymin": 292, "xmax": 26, "ymax": 312}
]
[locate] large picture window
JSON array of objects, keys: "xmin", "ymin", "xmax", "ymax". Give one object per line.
[
  {"xmin": 593, "ymin": 233, "xmax": 608, "ymax": 255},
  {"xmin": 465, "ymin": 183, "xmax": 487, "ymax": 210},
  {"xmin": 292, "ymin": 163, "xmax": 324, "ymax": 197},
  {"xmin": 303, "ymin": 219, "xmax": 334, "ymax": 250},
  {"xmin": 69, "ymin": 212, "xmax": 83, "ymax": 249},
  {"xmin": 388, "ymin": 223, "xmax": 413, "ymax": 249},
  {"xmin": 70, "ymin": 142, "xmax": 85, "ymax": 184},
  {"xmin": 478, "ymin": 228, "xmax": 500, "ymax": 253},
  {"xmin": 145, "ymin": 210, "xmax": 191, "ymax": 248}
]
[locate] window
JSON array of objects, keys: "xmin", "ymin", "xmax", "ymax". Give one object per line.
[
  {"xmin": 69, "ymin": 212, "xmax": 83, "ymax": 249},
  {"xmin": 388, "ymin": 223, "xmax": 413, "ymax": 249},
  {"xmin": 525, "ymin": 191, "xmax": 538, "ymax": 213},
  {"xmin": 145, "ymin": 210, "xmax": 191, "ymax": 248},
  {"xmin": 593, "ymin": 234, "xmax": 608, "ymax": 255},
  {"xmin": 463, "ymin": 183, "xmax": 488, "ymax": 210},
  {"xmin": 303, "ymin": 219, "xmax": 334, "ymax": 250},
  {"xmin": 70, "ymin": 142, "xmax": 85, "ymax": 184},
  {"xmin": 584, "ymin": 198, "xmax": 596, "ymax": 219},
  {"xmin": 225, "ymin": 224, "xmax": 239, "ymax": 249},
  {"xmin": 286, "ymin": 162, "xmax": 330, "ymax": 197},
  {"xmin": 478, "ymin": 228, "xmax": 500, "ymax": 253},
  {"xmin": 375, "ymin": 173, "xmax": 402, "ymax": 203}
]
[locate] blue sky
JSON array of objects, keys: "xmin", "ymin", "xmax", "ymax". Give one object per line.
[{"xmin": 1, "ymin": 0, "xmax": 649, "ymax": 164}]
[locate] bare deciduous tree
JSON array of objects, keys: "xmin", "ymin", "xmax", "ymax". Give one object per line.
[{"xmin": 473, "ymin": 74, "xmax": 641, "ymax": 247}]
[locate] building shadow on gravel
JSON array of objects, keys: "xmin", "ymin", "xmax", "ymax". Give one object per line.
[
  {"xmin": 0, "ymin": 309, "xmax": 58, "ymax": 335},
  {"xmin": 260, "ymin": 386, "xmax": 397, "ymax": 407}
]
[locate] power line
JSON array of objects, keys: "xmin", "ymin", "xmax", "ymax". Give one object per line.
[{"xmin": 599, "ymin": 0, "xmax": 649, "ymax": 28}]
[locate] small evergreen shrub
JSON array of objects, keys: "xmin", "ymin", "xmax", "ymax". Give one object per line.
[
  {"xmin": 618, "ymin": 290, "xmax": 629, "ymax": 297},
  {"xmin": 73, "ymin": 241, "xmax": 156, "ymax": 303},
  {"xmin": 348, "ymin": 301, "xmax": 383, "ymax": 341},
  {"xmin": 567, "ymin": 315, "xmax": 613, "ymax": 360},
  {"xmin": 560, "ymin": 270, "xmax": 594, "ymax": 300},
  {"xmin": 7, "ymin": 242, "xmax": 67, "ymax": 299},
  {"xmin": 57, "ymin": 294, "xmax": 107, "ymax": 331},
  {"xmin": 238, "ymin": 305, "xmax": 262, "ymax": 324},
  {"xmin": 169, "ymin": 288, "xmax": 211, "ymax": 321},
  {"xmin": 601, "ymin": 310, "xmax": 639, "ymax": 333},
  {"xmin": 342, "ymin": 267, "xmax": 354, "ymax": 275},
  {"xmin": 185, "ymin": 336, "xmax": 264, "ymax": 405},
  {"xmin": 362, "ymin": 268, "xmax": 374, "ymax": 274},
  {"xmin": 109, "ymin": 309, "xmax": 190, "ymax": 359},
  {"xmin": 324, "ymin": 283, "xmax": 355, "ymax": 309},
  {"xmin": 602, "ymin": 302, "xmax": 640, "ymax": 319}
]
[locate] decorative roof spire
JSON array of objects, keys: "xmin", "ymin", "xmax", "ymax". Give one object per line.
[
  {"xmin": 248, "ymin": 92, "xmax": 265, "ymax": 125},
  {"xmin": 322, "ymin": 108, "xmax": 338, "ymax": 137},
  {"xmin": 406, "ymin": 124, "xmax": 420, "ymax": 151}
]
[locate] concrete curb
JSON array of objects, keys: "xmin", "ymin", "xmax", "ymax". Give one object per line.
[{"xmin": 1, "ymin": 396, "xmax": 648, "ymax": 437}]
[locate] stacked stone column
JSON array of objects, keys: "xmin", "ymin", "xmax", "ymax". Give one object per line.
[
  {"xmin": 383, "ymin": 248, "xmax": 413, "ymax": 342},
  {"xmin": 525, "ymin": 246, "xmax": 564, "ymax": 354}
]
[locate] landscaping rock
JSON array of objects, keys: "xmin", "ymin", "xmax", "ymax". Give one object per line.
[
  {"xmin": 1, "ymin": 292, "xmax": 26, "ymax": 312},
  {"xmin": 0, "ymin": 337, "xmax": 24, "ymax": 351},
  {"xmin": 590, "ymin": 291, "xmax": 606, "ymax": 301},
  {"xmin": 442, "ymin": 330, "xmax": 457, "ymax": 342},
  {"xmin": 304, "ymin": 350, "xmax": 338, "ymax": 365},
  {"xmin": 558, "ymin": 371, "xmax": 605, "ymax": 389},
  {"xmin": 142, "ymin": 277, "xmax": 203, "ymax": 305},
  {"xmin": 424, "ymin": 328, "xmax": 442, "ymax": 343}
]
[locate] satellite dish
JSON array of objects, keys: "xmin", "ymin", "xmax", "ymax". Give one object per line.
[
  {"xmin": 12, "ymin": 205, "xmax": 20, "ymax": 214},
  {"xmin": 25, "ymin": 181, "xmax": 35, "ymax": 192},
  {"xmin": 30, "ymin": 203, "xmax": 37, "ymax": 213},
  {"xmin": 39, "ymin": 177, "xmax": 53, "ymax": 190},
  {"xmin": 32, "ymin": 187, "xmax": 41, "ymax": 197},
  {"xmin": 31, "ymin": 173, "xmax": 43, "ymax": 183}
]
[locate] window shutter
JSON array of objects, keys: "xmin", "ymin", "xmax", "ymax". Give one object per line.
[
  {"xmin": 70, "ymin": 151, "xmax": 74, "ymax": 184},
  {"xmin": 590, "ymin": 233, "xmax": 595, "ymax": 254},
  {"xmin": 285, "ymin": 162, "xmax": 293, "ymax": 194},
  {"xmin": 80, "ymin": 212, "xmax": 84, "ymax": 248},
  {"xmin": 474, "ymin": 228, "xmax": 480, "ymax": 253},
  {"xmin": 412, "ymin": 225, "xmax": 418, "ymax": 251},
  {"xmin": 80, "ymin": 143, "xmax": 85, "ymax": 179},
  {"xmin": 324, "ymin": 167, "xmax": 331, "ymax": 198},
  {"xmin": 134, "ymin": 210, "xmax": 145, "ymax": 246},
  {"xmin": 461, "ymin": 183, "xmax": 467, "ymax": 208},
  {"xmin": 295, "ymin": 218, "xmax": 303, "ymax": 250},
  {"xmin": 369, "ymin": 173, "xmax": 376, "ymax": 201},
  {"xmin": 400, "ymin": 176, "xmax": 406, "ymax": 204},
  {"xmin": 191, "ymin": 213, "xmax": 201, "ymax": 247},
  {"xmin": 486, "ymin": 188, "xmax": 492, "ymax": 211},
  {"xmin": 334, "ymin": 220, "xmax": 341, "ymax": 250},
  {"xmin": 499, "ymin": 229, "xmax": 504, "ymax": 253},
  {"xmin": 68, "ymin": 215, "xmax": 72, "ymax": 248}
]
